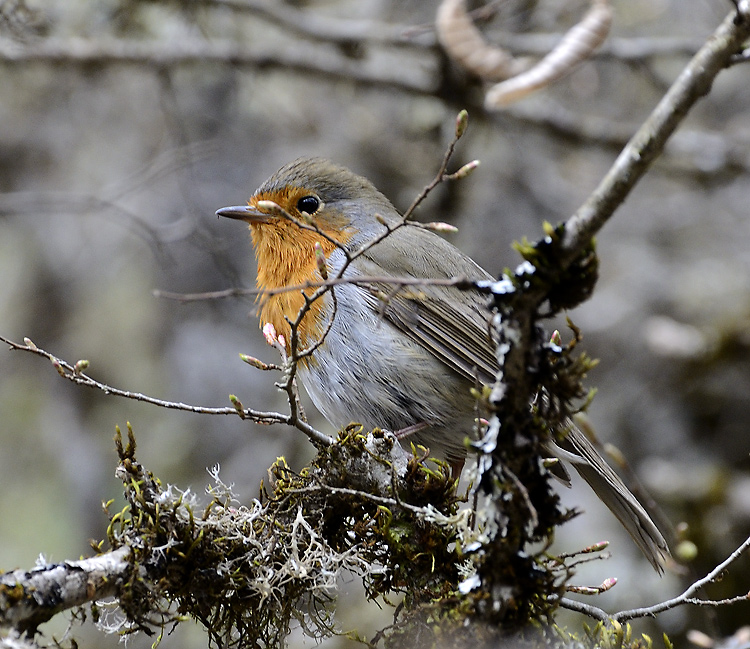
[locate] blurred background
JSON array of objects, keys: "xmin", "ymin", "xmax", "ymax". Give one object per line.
[{"xmin": 1, "ymin": 0, "xmax": 750, "ymax": 646}]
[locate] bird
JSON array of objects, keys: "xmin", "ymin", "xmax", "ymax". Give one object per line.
[{"xmin": 216, "ymin": 156, "xmax": 669, "ymax": 572}]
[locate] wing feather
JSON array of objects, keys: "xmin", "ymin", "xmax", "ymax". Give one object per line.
[
  {"xmin": 350, "ymin": 224, "xmax": 669, "ymax": 570},
  {"xmin": 355, "ymin": 225, "xmax": 497, "ymax": 384}
]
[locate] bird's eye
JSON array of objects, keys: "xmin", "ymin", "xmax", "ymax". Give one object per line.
[{"xmin": 297, "ymin": 195, "xmax": 320, "ymax": 215}]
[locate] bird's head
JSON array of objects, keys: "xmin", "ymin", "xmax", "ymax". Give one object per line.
[
  {"xmin": 217, "ymin": 157, "xmax": 398, "ymax": 254},
  {"xmin": 216, "ymin": 157, "xmax": 398, "ymax": 346}
]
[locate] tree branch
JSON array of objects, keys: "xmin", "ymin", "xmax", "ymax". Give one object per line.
[
  {"xmin": 0, "ymin": 334, "xmax": 334, "ymax": 447},
  {"xmin": 559, "ymin": 7, "xmax": 750, "ymax": 265},
  {"xmin": 612, "ymin": 534, "xmax": 750, "ymax": 622},
  {"xmin": 0, "ymin": 547, "xmax": 131, "ymax": 633},
  {"xmin": 0, "ymin": 37, "xmax": 435, "ymax": 94}
]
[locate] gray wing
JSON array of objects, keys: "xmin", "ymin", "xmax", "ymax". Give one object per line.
[{"xmin": 356, "ymin": 225, "xmax": 497, "ymax": 385}]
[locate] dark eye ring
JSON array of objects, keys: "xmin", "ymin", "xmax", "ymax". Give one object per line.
[{"xmin": 297, "ymin": 195, "xmax": 320, "ymax": 215}]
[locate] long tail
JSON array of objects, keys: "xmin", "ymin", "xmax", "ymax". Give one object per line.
[{"xmin": 546, "ymin": 425, "xmax": 669, "ymax": 574}]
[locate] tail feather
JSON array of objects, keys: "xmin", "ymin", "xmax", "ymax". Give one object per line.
[{"xmin": 546, "ymin": 425, "xmax": 669, "ymax": 574}]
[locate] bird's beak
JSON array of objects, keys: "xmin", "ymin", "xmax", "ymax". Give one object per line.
[{"xmin": 215, "ymin": 205, "xmax": 270, "ymax": 223}]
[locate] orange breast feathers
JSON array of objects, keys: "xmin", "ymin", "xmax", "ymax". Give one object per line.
[{"xmin": 247, "ymin": 198, "xmax": 351, "ymax": 351}]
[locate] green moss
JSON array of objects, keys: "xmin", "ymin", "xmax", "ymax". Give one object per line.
[
  {"xmin": 103, "ymin": 424, "xmax": 465, "ymax": 647},
  {"xmin": 97, "ymin": 418, "xmax": 666, "ymax": 649},
  {"xmin": 510, "ymin": 224, "xmax": 599, "ymax": 315}
]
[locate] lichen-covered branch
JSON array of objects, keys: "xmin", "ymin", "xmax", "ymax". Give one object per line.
[
  {"xmin": 0, "ymin": 547, "xmax": 130, "ymax": 634},
  {"xmin": 477, "ymin": 3, "xmax": 750, "ymax": 438},
  {"xmin": 464, "ymin": 4, "xmax": 750, "ymax": 625},
  {"xmin": 0, "ymin": 422, "xmax": 473, "ymax": 646}
]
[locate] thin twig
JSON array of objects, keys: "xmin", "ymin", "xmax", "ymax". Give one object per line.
[
  {"xmin": 293, "ymin": 286, "xmax": 339, "ymax": 363},
  {"xmin": 612, "ymin": 534, "xmax": 750, "ymax": 622},
  {"xmin": 0, "ymin": 334, "xmax": 334, "ymax": 447},
  {"xmin": 402, "ymin": 118, "xmax": 468, "ymax": 219},
  {"xmin": 153, "ymin": 286, "xmax": 255, "ymax": 301},
  {"xmin": 557, "ymin": 596, "xmax": 609, "ymax": 621},
  {"xmin": 153, "ymin": 274, "xmax": 478, "ymax": 303},
  {"xmin": 557, "ymin": 534, "xmax": 750, "ymax": 624}
]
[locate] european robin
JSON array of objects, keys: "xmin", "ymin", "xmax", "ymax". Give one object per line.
[{"xmin": 217, "ymin": 157, "xmax": 668, "ymax": 571}]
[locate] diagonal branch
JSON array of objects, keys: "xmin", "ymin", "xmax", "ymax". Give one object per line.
[
  {"xmin": 489, "ymin": 4, "xmax": 750, "ymax": 412},
  {"xmin": 558, "ymin": 7, "xmax": 750, "ymax": 267}
]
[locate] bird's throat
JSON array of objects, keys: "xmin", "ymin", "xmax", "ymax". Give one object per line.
[{"xmin": 250, "ymin": 222, "xmax": 340, "ymax": 351}]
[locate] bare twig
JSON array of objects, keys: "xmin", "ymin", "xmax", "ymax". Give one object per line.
[
  {"xmin": 401, "ymin": 111, "xmax": 476, "ymax": 219},
  {"xmin": 152, "ymin": 286, "xmax": 256, "ymax": 301},
  {"xmin": 612, "ymin": 534, "xmax": 750, "ymax": 622},
  {"xmin": 556, "ymin": 534, "xmax": 750, "ymax": 624},
  {"xmin": 557, "ymin": 596, "xmax": 609, "ymax": 621},
  {"xmin": 0, "ymin": 334, "xmax": 334, "ymax": 447},
  {"xmin": 154, "ymin": 275, "xmax": 477, "ymax": 303}
]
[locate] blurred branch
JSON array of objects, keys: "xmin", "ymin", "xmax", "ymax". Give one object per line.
[
  {"xmin": 485, "ymin": 0, "xmax": 613, "ymax": 107},
  {"xmin": 0, "ymin": 31, "xmax": 708, "ymax": 65},
  {"xmin": 1, "ymin": 30, "xmax": 744, "ymax": 179},
  {"xmin": 0, "ymin": 37, "xmax": 435, "ymax": 94},
  {"xmin": 0, "ymin": 0, "xmax": 48, "ymax": 40},
  {"xmin": 436, "ymin": 0, "xmax": 531, "ymax": 82},
  {"xmin": 497, "ymin": 33, "xmax": 703, "ymax": 61},
  {"xmin": 204, "ymin": 0, "xmax": 420, "ymax": 47},
  {"xmin": 435, "ymin": 0, "xmax": 614, "ymax": 106},
  {"xmin": 130, "ymin": 0, "xmax": 710, "ymax": 61},
  {"xmin": 0, "ymin": 190, "xmax": 168, "ymax": 249},
  {"xmin": 505, "ymin": 100, "xmax": 750, "ymax": 183}
]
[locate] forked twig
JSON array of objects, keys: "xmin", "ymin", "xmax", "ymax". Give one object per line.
[
  {"xmin": 556, "ymin": 534, "xmax": 750, "ymax": 623},
  {"xmin": 154, "ymin": 274, "xmax": 478, "ymax": 303},
  {"xmin": 613, "ymin": 534, "xmax": 750, "ymax": 622}
]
